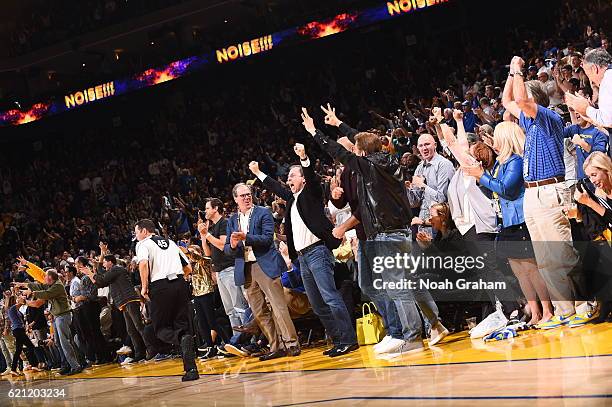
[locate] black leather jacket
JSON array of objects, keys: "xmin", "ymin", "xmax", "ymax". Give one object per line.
[
  {"xmin": 93, "ymin": 265, "xmax": 138, "ymax": 308},
  {"xmin": 313, "ymin": 128, "xmax": 413, "ymax": 239}
]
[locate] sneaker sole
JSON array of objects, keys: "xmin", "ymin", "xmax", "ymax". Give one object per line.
[
  {"xmin": 569, "ymin": 321, "xmax": 592, "ymax": 328},
  {"xmin": 429, "ymin": 329, "xmax": 449, "ymax": 346},
  {"xmin": 537, "ymin": 323, "xmax": 567, "ymax": 329},
  {"xmin": 224, "ymin": 346, "xmax": 249, "ymax": 358}
]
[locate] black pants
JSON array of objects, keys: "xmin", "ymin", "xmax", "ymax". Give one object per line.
[
  {"xmin": 74, "ymin": 301, "xmax": 109, "ymax": 362},
  {"xmin": 194, "ymin": 292, "xmax": 230, "ymax": 347},
  {"xmin": 11, "ymin": 328, "xmax": 38, "ymax": 371},
  {"xmin": 143, "ymin": 323, "xmax": 172, "ymax": 356},
  {"xmin": 150, "ymin": 278, "xmax": 192, "ymax": 347},
  {"xmin": 123, "ymin": 301, "xmax": 150, "ymax": 359}
]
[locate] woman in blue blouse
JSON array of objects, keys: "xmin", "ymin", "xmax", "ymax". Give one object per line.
[{"xmin": 464, "ymin": 121, "xmax": 553, "ymax": 326}]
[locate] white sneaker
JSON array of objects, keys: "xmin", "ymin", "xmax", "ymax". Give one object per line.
[
  {"xmin": 117, "ymin": 345, "xmax": 132, "ymax": 355},
  {"xmin": 373, "ymin": 335, "xmax": 392, "ymax": 352},
  {"xmin": 397, "ymin": 340, "xmax": 425, "ymax": 354},
  {"xmin": 120, "ymin": 357, "xmax": 134, "ymax": 366},
  {"xmin": 1, "ymin": 368, "xmax": 11, "ymax": 376},
  {"xmin": 428, "ymin": 322, "xmax": 449, "ymax": 346},
  {"xmin": 374, "ymin": 337, "xmax": 405, "ymax": 354},
  {"xmin": 469, "ymin": 310, "xmax": 508, "ymax": 339}
]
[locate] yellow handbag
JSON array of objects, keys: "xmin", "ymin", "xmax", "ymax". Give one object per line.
[{"xmin": 356, "ymin": 302, "xmax": 386, "ymax": 345}]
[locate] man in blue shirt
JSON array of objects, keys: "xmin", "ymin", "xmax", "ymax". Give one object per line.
[
  {"xmin": 562, "ymin": 111, "xmax": 609, "ymax": 180},
  {"xmin": 462, "ymin": 101, "xmax": 477, "ymax": 133},
  {"xmin": 502, "ymin": 55, "xmax": 587, "ymax": 329}
]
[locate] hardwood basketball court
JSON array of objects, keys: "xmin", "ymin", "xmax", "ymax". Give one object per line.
[{"xmin": 1, "ymin": 322, "xmax": 612, "ymax": 406}]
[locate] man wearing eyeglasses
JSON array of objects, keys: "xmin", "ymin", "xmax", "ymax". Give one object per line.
[{"xmin": 224, "ymin": 183, "xmax": 300, "ymax": 361}]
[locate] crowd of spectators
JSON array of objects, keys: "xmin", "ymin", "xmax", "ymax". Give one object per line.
[{"xmin": 0, "ymin": 0, "xmax": 610, "ymax": 376}]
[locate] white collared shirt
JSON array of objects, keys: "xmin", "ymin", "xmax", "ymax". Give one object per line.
[
  {"xmin": 256, "ymin": 159, "xmax": 320, "ymax": 252},
  {"xmin": 587, "ymin": 68, "xmax": 612, "ymax": 127},
  {"xmin": 290, "ymin": 188, "xmax": 321, "ymax": 252},
  {"xmin": 238, "ymin": 208, "xmax": 256, "ymax": 262}
]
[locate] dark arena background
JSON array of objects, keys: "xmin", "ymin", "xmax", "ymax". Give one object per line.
[{"xmin": 1, "ymin": 0, "xmax": 612, "ymax": 406}]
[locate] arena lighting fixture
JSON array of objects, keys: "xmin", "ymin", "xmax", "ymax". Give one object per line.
[{"xmin": 0, "ymin": 0, "xmax": 450, "ymax": 127}]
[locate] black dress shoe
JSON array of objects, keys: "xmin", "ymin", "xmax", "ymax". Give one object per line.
[
  {"xmin": 66, "ymin": 368, "xmax": 83, "ymax": 376},
  {"xmin": 322, "ymin": 346, "xmax": 337, "ymax": 356},
  {"xmin": 258, "ymin": 349, "xmax": 287, "ymax": 361},
  {"xmin": 328, "ymin": 344, "xmax": 359, "ymax": 358},
  {"xmin": 58, "ymin": 367, "xmax": 71, "ymax": 375},
  {"xmin": 182, "ymin": 369, "xmax": 200, "ymax": 382},
  {"xmin": 287, "ymin": 346, "xmax": 301, "ymax": 357}
]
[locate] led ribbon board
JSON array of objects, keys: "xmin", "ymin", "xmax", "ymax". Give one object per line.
[{"xmin": 0, "ymin": 0, "xmax": 448, "ymax": 127}]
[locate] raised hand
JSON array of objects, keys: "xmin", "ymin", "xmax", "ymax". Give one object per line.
[
  {"xmin": 432, "ymin": 107, "xmax": 443, "ymax": 122},
  {"xmin": 452, "ymin": 109, "xmax": 463, "ymax": 122},
  {"xmin": 321, "ymin": 103, "xmax": 342, "ymax": 127},
  {"xmin": 248, "ymin": 161, "xmax": 261, "ymax": 176},
  {"xmin": 331, "ymin": 187, "xmax": 344, "ymax": 200},
  {"xmin": 301, "ymin": 107, "xmax": 316, "ymax": 135},
  {"xmin": 293, "ymin": 143, "xmax": 307, "ymax": 160},
  {"xmin": 16, "ymin": 256, "xmax": 28, "ymax": 266},
  {"xmin": 510, "ymin": 56, "xmax": 524, "ymax": 73}
]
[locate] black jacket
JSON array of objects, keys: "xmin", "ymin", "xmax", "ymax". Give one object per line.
[
  {"xmin": 313, "ymin": 127, "xmax": 413, "ymax": 239},
  {"xmin": 262, "ymin": 159, "xmax": 341, "ymax": 260},
  {"xmin": 93, "ymin": 265, "xmax": 138, "ymax": 309}
]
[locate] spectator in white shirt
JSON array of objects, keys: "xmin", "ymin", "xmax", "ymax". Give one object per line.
[{"xmin": 566, "ymin": 48, "xmax": 612, "ymax": 129}]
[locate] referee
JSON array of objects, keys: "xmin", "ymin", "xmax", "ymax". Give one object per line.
[{"xmin": 134, "ymin": 219, "xmax": 199, "ymax": 382}]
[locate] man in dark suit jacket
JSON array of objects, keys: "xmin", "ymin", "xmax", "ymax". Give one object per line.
[
  {"xmin": 224, "ymin": 183, "xmax": 300, "ymax": 361},
  {"xmin": 248, "ymin": 143, "xmax": 358, "ymax": 357}
]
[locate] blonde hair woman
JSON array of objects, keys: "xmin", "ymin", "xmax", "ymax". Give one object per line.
[
  {"xmin": 574, "ymin": 152, "xmax": 612, "ymax": 323},
  {"xmin": 464, "ymin": 121, "xmax": 554, "ymax": 326}
]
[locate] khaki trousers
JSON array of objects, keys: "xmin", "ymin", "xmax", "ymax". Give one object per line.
[
  {"xmin": 524, "ymin": 183, "xmax": 582, "ymax": 316},
  {"xmin": 245, "ymin": 262, "xmax": 298, "ymax": 352}
]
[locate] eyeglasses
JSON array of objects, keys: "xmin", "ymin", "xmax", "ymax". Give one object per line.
[{"xmin": 238, "ymin": 193, "xmax": 252, "ymax": 198}]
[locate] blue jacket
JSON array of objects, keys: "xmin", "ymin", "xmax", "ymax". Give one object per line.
[
  {"xmin": 224, "ymin": 205, "xmax": 286, "ymax": 286},
  {"xmin": 479, "ymin": 154, "xmax": 525, "ymax": 228}
]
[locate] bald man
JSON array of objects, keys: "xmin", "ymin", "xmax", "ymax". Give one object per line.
[{"xmin": 407, "ymin": 134, "xmax": 455, "ymax": 222}]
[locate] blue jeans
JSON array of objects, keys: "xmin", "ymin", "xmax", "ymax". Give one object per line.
[
  {"xmin": 361, "ymin": 231, "xmax": 439, "ymax": 343},
  {"xmin": 299, "ymin": 244, "xmax": 357, "ymax": 346},
  {"xmin": 229, "ymin": 308, "xmax": 254, "ymax": 346},
  {"xmin": 357, "ymin": 240, "xmax": 403, "ymax": 339},
  {"xmin": 217, "ymin": 266, "xmax": 250, "ymax": 335},
  {"xmin": 53, "ymin": 313, "xmax": 80, "ymax": 370}
]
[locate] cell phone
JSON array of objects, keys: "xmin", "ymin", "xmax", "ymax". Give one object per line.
[{"xmin": 198, "ymin": 210, "xmax": 206, "ymax": 219}]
